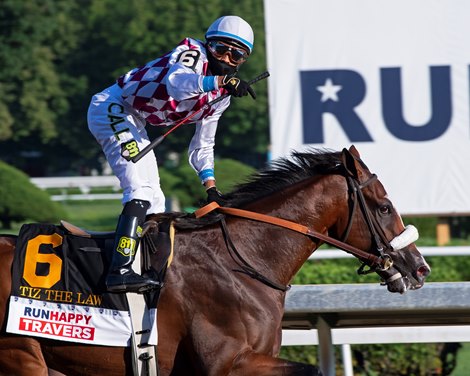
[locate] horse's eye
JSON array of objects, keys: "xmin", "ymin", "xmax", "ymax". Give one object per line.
[{"xmin": 379, "ymin": 205, "xmax": 392, "ymax": 215}]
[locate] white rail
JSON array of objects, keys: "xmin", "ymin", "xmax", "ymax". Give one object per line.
[
  {"xmin": 30, "ymin": 176, "xmax": 121, "ymax": 189},
  {"xmin": 30, "ymin": 176, "xmax": 121, "ymax": 201}
]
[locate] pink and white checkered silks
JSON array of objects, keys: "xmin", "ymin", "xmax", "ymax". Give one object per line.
[
  {"xmin": 117, "ymin": 38, "xmax": 227, "ymax": 126},
  {"xmin": 88, "ymin": 38, "xmax": 231, "ymax": 214}
]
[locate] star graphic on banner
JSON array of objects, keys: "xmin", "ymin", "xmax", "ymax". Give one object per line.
[{"xmin": 316, "ymin": 78, "xmax": 342, "ymax": 102}]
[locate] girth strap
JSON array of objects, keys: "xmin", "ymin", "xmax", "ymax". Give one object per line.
[{"xmin": 195, "ymin": 202, "xmax": 384, "ymax": 267}]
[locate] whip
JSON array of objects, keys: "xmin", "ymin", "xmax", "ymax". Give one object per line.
[{"xmin": 130, "ymin": 71, "xmax": 270, "ymax": 163}]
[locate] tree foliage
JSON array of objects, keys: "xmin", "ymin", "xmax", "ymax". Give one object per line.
[
  {"xmin": 0, "ymin": 0, "xmax": 269, "ymax": 175},
  {"xmin": 0, "ymin": 0, "xmax": 83, "ymax": 142},
  {"xmin": 160, "ymin": 156, "xmax": 255, "ymax": 209}
]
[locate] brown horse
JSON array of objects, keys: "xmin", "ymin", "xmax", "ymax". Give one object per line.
[{"xmin": 0, "ymin": 146, "xmax": 430, "ymax": 376}]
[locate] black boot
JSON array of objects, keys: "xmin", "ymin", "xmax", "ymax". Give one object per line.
[{"xmin": 105, "ymin": 214, "xmax": 160, "ymax": 293}]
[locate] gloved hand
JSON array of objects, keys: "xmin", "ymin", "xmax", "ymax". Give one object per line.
[
  {"xmin": 206, "ymin": 186, "xmax": 226, "ymax": 206},
  {"xmin": 221, "ymin": 76, "xmax": 256, "ymax": 99}
]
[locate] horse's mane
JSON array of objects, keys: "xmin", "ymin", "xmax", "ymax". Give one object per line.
[{"xmin": 156, "ymin": 148, "xmax": 343, "ymax": 229}]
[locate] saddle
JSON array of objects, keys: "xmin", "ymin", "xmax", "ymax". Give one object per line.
[
  {"xmin": 60, "ymin": 218, "xmax": 173, "ymax": 288},
  {"xmin": 7, "ymin": 218, "xmax": 174, "ymax": 349}
]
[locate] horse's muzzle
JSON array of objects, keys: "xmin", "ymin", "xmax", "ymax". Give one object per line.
[
  {"xmin": 411, "ymin": 264, "xmax": 431, "ymax": 289},
  {"xmin": 382, "ymin": 270, "xmax": 408, "ymax": 293},
  {"xmin": 383, "ymin": 262, "xmax": 431, "ymax": 294}
]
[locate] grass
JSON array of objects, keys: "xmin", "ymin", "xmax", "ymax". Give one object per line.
[
  {"xmin": 1, "ymin": 199, "xmax": 123, "ymax": 235},
  {"xmin": 451, "ymin": 343, "xmax": 470, "ymax": 375},
  {"xmin": 59, "ymin": 199, "xmax": 122, "ymax": 230}
]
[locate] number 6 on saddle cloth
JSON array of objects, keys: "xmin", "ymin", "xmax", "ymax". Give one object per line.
[{"xmin": 6, "ymin": 219, "xmax": 172, "ymax": 347}]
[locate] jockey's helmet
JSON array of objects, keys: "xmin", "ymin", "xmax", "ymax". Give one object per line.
[{"xmin": 205, "ymin": 15, "xmax": 254, "ymax": 75}]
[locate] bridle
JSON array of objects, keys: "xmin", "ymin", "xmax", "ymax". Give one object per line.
[
  {"xmin": 342, "ymin": 174, "xmax": 394, "ymax": 275},
  {"xmin": 195, "ymin": 171, "xmax": 399, "ymax": 291}
]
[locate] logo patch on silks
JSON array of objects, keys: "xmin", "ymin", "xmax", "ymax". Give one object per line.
[
  {"xmin": 121, "ymin": 140, "xmax": 140, "ymax": 161},
  {"xmin": 116, "ymin": 236, "xmax": 136, "ymax": 256},
  {"xmin": 6, "ymin": 223, "xmax": 156, "ymax": 347}
]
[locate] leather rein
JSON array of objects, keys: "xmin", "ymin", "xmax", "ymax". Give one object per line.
[{"xmin": 195, "ymin": 173, "xmax": 393, "ymax": 291}]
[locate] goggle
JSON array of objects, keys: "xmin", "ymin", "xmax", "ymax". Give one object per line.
[{"xmin": 207, "ymin": 40, "xmax": 249, "ymax": 64}]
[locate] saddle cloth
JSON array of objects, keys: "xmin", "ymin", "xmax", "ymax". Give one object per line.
[{"xmin": 6, "ymin": 222, "xmax": 169, "ymax": 347}]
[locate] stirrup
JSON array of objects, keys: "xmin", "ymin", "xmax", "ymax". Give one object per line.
[
  {"xmin": 106, "ymin": 270, "xmax": 160, "ymax": 294},
  {"xmin": 107, "ymin": 282, "xmax": 160, "ymax": 294}
]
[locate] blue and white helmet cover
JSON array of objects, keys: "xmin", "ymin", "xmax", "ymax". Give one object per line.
[{"xmin": 205, "ymin": 15, "xmax": 254, "ymax": 54}]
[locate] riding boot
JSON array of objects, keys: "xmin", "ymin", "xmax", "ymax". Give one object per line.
[{"xmin": 105, "ymin": 214, "xmax": 160, "ymax": 293}]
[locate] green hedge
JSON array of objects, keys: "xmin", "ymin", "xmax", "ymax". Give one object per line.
[{"xmin": 0, "ymin": 161, "xmax": 65, "ymax": 229}]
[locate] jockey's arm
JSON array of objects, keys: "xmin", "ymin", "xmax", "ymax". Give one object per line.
[{"xmin": 188, "ymin": 96, "xmax": 230, "ymax": 187}]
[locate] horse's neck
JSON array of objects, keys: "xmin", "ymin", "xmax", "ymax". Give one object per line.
[{"xmin": 239, "ymin": 175, "xmax": 345, "ymax": 286}]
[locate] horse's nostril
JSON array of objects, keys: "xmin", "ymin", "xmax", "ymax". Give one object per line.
[{"xmin": 417, "ymin": 265, "xmax": 430, "ymax": 277}]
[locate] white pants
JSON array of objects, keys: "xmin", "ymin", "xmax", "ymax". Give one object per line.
[{"xmin": 87, "ymin": 84, "xmax": 166, "ymax": 214}]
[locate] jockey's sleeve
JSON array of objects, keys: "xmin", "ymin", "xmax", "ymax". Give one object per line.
[
  {"xmin": 167, "ymin": 64, "xmax": 216, "ymax": 100},
  {"xmin": 188, "ymin": 95, "xmax": 231, "ymax": 184},
  {"xmin": 166, "ymin": 40, "xmax": 216, "ymax": 100}
]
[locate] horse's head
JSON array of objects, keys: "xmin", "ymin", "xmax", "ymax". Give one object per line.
[{"xmin": 335, "ymin": 145, "xmax": 430, "ymax": 294}]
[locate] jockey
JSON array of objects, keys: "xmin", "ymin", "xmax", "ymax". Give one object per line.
[{"xmin": 87, "ymin": 15, "xmax": 255, "ymax": 293}]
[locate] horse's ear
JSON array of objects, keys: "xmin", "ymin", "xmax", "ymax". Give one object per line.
[
  {"xmin": 348, "ymin": 145, "xmax": 360, "ymax": 158},
  {"xmin": 341, "ymin": 146, "xmax": 361, "ymax": 178}
]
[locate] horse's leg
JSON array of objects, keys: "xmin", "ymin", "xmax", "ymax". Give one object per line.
[
  {"xmin": 231, "ymin": 352, "xmax": 322, "ymax": 376},
  {"xmin": 0, "ymin": 236, "xmax": 15, "ymax": 326},
  {"xmin": 0, "ymin": 336, "xmax": 48, "ymax": 376},
  {"xmin": 156, "ymin": 301, "xmax": 187, "ymax": 375}
]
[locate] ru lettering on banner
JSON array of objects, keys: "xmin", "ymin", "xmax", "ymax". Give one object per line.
[{"xmin": 265, "ymin": 0, "xmax": 470, "ymax": 215}]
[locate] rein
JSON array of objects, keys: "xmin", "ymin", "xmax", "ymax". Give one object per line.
[
  {"xmin": 195, "ymin": 170, "xmax": 395, "ymax": 291},
  {"xmin": 195, "ymin": 202, "xmax": 386, "ymax": 267},
  {"xmin": 218, "ymin": 217, "xmax": 290, "ymax": 291},
  {"xmin": 194, "ymin": 171, "xmax": 398, "ymax": 291}
]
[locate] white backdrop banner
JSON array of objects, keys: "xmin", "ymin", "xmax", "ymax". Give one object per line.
[{"xmin": 264, "ymin": 0, "xmax": 470, "ymax": 215}]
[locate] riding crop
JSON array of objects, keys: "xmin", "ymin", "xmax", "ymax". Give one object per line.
[{"xmin": 130, "ymin": 71, "xmax": 270, "ymax": 163}]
